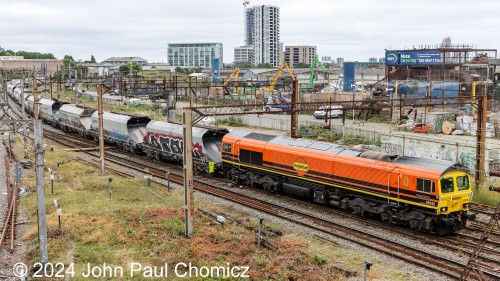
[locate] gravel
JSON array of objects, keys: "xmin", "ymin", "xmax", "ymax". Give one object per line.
[{"xmin": 195, "ymin": 189, "xmax": 455, "ymax": 281}]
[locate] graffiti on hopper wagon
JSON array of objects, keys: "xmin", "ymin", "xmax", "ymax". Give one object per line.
[{"xmin": 145, "ymin": 132, "xmax": 204, "ymax": 160}]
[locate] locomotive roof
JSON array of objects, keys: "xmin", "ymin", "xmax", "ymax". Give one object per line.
[
  {"xmin": 394, "ymin": 156, "xmax": 468, "ymax": 175},
  {"xmin": 227, "ymin": 131, "xmax": 467, "ymax": 175}
]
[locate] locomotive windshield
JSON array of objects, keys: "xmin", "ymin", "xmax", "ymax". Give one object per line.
[
  {"xmin": 456, "ymin": 176, "xmax": 470, "ymax": 191},
  {"xmin": 440, "ymin": 178, "xmax": 454, "ymax": 194}
]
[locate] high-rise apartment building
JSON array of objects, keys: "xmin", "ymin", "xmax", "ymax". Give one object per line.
[
  {"xmin": 234, "ymin": 4, "xmax": 281, "ymax": 67},
  {"xmin": 252, "ymin": 5, "xmax": 280, "ymax": 67},
  {"xmin": 336, "ymin": 57, "xmax": 345, "ymax": 67},
  {"xmin": 244, "ymin": 3, "xmax": 254, "ymax": 46},
  {"xmin": 284, "ymin": 45, "xmax": 317, "ymax": 67},
  {"xmin": 167, "ymin": 43, "xmax": 223, "ymax": 68}
]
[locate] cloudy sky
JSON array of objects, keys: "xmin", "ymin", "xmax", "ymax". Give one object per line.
[{"xmin": 0, "ymin": 0, "xmax": 498, "ymax": 63}]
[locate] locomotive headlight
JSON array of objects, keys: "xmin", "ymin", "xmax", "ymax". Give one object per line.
[
  {"xmin": 462, "ymin": 203, "xmax": 469, "ymax": 208},
  {"xmin": 440, "ymin": 207, "xmax": 448, "ymax": 212}
]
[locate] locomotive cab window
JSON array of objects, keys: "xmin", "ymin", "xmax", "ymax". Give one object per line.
[
  {"xmin": 416, "ymin": 178, "xmax": 435, "ymax": 193},
  {"xmin": 223, "ymin": 143, "xmax": 232, "ymax": 153},
  {"xmin": 456, "ymin": 176, "xmax": 470, "ymax": 191},
  {"xmin": 440, "ymin": 178, "xmax": 454, "ymax": 194}
]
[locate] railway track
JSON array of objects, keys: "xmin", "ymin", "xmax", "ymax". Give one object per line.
[
  {"xmin": 4, "ymin": 91, "xmax": 498, "ymax": 279},
  {"xmin": 470, "ymin": 202, "xmax": 497, "ymax": 216},
  {"xmin": 42, "ymin": 129, "xmax": 500, "ymax": 280},
  {"xmin": 0, "ymin": 140, "xmax": 20, "ymax": 254}
]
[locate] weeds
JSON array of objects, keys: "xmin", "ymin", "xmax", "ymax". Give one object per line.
[
  {"xmin": 300, "ymin": 124, "xmax": 378, "ymax": 146},
  {"xmin": 218, "ymin": 116, "xmax": 246, "ymax": 127}
]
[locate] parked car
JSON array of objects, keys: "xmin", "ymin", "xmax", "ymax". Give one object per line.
[
  {"xmin": 313, "ymin": 105, "xmax": 343, "ymax": 119},
  {"xmin": 128, "ymin": 98, "xmax": 144, "ymax": 104},
  {"xmin": 199, "ymin": 116, "xmax": 216, "ymax": 125}
]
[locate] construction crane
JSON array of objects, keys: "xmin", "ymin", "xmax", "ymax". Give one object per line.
[{"xmin": 300, "ymin": 58, "xmax": 327, "ymax": 90}]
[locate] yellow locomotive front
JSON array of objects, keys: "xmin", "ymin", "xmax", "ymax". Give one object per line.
[{"xmin": 436, "ymin": 170, "xmax": 476, "ymax": 235}]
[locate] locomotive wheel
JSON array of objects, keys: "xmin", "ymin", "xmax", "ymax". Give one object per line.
[
  {"xmin": 244, "ymin": 173, "xmax": 253, "ymax": 187},
  {"xmin": 227, "ymin": 169, "xmax": 237, "ymax": 182}
]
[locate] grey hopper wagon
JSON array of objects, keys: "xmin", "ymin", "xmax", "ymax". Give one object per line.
[
  {"xmin": 90, "ymin": 111, "xmax": 151, "ymax": 152},
  {"xmin": 143, "ymin": 121, "xmax": 228, "ymax": 174},
  {"xmin": 39, "ymin": 98, "xmax": 66, "ymax": 124},
  {"xmin": 55, "ymin": 104, "xmax": 96, "ymax": 137}
]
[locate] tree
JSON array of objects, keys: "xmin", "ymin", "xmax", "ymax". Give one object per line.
[
  {"xmin": 90, "ymin": 55, "xmax": 96, "ymax": 63},
  {"xmin": 243, "ymin": 63, "xmax": 255, "ymax": 68},
  {"xmin": 257, "ymin": 63, "xmax": 274, "ymax": 68},
  {"xmin": 294, "ymin": 62, "xmax": 310, "ymax": 68},
  {"xmin": 0, "ymin": 49, "xmax": 15, "ymax": 56},
  {"xmin": 174, "ymin": 67, "xmax": 185, "ymax": 74},
  {"xmin": 119, "ymin": 62, "xmax": 142, "ymax": 74},
  {"xmin": 0, "ymin": 49, "xmax": 55, "ymax": 59}
]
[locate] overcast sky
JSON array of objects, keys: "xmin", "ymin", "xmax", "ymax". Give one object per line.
[{"xmin": 0, "ymin": 0, "xmax": 499, "ymax": 64}]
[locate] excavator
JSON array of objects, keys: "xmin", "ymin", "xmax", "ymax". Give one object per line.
[
  {"xmin": 257, "ymin": 62, "xmax": 295, "ymax": 96},
  {"xmin": 258, "ymin": 62, "xmax": 296, "ymax": 111},
  {"xmin": 300, "ymin": 58, "xmax": 327, "ymax": 91},
  {"xmin": 223, "ymin": 67, "xmax": 240, "ymax": 87},
  {"xmin": 214, "ymin": 67, "xmax": 240, "ymax": 97}
]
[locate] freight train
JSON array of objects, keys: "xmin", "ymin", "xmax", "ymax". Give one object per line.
[{"xmin": 7, "ymin": 80, "xmax": 476, "ymax": 235}]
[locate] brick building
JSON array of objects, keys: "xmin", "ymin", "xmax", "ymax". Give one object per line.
[{"xmin": 0, "ymin": 57, "xmax": 63, "ymax": 72}]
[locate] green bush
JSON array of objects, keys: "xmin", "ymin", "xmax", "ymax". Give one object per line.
[
  {"xmin": 300, "ymin": 124, "xmax": 377, "ymax": 146},
  {"xmin": 218, "ymin": 116, "xmax": 245, "ymax": 127}
]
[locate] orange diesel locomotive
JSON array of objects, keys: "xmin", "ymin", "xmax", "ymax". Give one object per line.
[{"xmin": 222, "ymin": 131, "xmax": 475, "ymax": 235}]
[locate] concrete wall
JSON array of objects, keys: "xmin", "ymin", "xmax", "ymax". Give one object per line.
[{"xmin": 380, "ymin": 133, "xmax": 500, "ymax": 179}]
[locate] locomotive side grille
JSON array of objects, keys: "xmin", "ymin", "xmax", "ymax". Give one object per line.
[{"xmin": 244, "ymin": 132, "xmax": 276, "ymax": 142}]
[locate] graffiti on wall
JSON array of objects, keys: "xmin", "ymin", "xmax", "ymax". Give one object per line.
[
  {"xmin": 145, "ymin": 132, "xmax": 204, "ymax": 161},
  {"xmin": 380, "ymin": 143, "xmax": 403, "ymax": 155},
  {"xmin": 405, "ymin": 139, "xmax": 456, "ymax": 161},
  {"xmin": 380, "ymin": 134, "xmax": 485, "ymax": 173},
  {"xmin": 459, "ymin": 152, "xmax": 476, "ymax": 172}
]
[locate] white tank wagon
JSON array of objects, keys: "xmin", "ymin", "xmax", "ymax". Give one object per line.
[
  {"xmin": 90, "ymin": 111, "xmax": 151, "ymax": 153},
  {"xmin": 142, "ymin": 121, "xmax": 228, "ymax": 174}
]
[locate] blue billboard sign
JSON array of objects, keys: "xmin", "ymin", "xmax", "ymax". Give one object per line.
[
  {"xmin": 417, "ymin": 51, "xmax": 441, "ymax": 65},
  {"xmin": 400, "ymin": 52, "xmax": 417, "ymax": 65},
  {"xmin": 385, "ymin": 52, "xmax": 399, "ymax": 65},
  {"xmin": 385, "ymin": 50, "xmax": 442, "ymax": 65}
]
